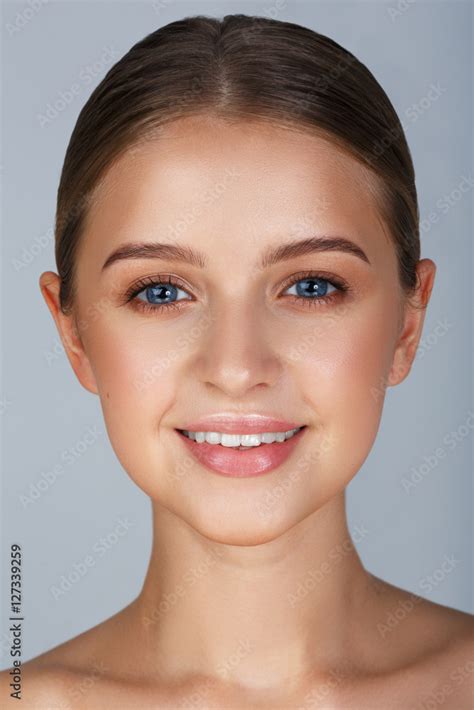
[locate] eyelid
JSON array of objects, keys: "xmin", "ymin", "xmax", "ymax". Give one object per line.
[
  {"xmin": 122, "ymin": 273, "xmax": 194, "ymax": 304},
  {"xmin": 277, "ymin": 269, "xmax": 349, "ymax": 294},
  {"xmin": 121, "ymin": 269, "xmax": 350, "ymax": 314}
]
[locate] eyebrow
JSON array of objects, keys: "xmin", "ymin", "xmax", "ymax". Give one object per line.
[{"xmin": 101, "ymin": 235, "xmax": 370, "ymax": 272}]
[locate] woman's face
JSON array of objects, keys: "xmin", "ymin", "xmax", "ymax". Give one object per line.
[{"xmin": 45, "ymin": 116, "xmax": 432, "ymax": 545}]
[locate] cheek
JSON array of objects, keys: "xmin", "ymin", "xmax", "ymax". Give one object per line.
[
  {"xmin": 291, "ymin": 300, "xmax": 398, "ymax": 488},
  {"xmin": 83, "ymin": 319, "xmax": 180, "ymax": 486}
]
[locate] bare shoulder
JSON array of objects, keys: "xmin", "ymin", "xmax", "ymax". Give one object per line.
[
  {"xmin": 417, "ymin": 608, "xmax": 474, "ymax": 710},
  {"xmin": 432, "ymin": 605, "xmax": 474, "ymax": 693},
  {"xmin": 0, "ymin": 661, "xmax": 72, "ymax": 709},
  {"xmin": 0, "ymin": 604, "xmax": 132, "ymax": 709},
  {"xmin": 366, "ymin": 573, "xmax": 474, "ymax": 708},
  {"xmin": 0, "ymin": 640, "xmax": 105, "ymax": 709},
  {"xmin": 367, "ymin": 571, "xmax": 474, "ymax": 645}
]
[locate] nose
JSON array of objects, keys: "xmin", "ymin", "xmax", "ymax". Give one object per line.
[{"xmin": 193, "ymin": 301, "xmax": 282, "ymax": 398}]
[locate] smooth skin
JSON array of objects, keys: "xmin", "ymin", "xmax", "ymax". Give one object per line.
[{"xmin": 2, "ymin": 116, "xmax": 473, "ymax": 708}]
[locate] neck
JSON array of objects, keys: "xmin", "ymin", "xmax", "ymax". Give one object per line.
[{"xmin": 132, "ymin": 491, "xmax": 373, "ymax": 692}]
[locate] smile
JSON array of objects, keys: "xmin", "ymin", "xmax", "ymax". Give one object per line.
[
  {"xmin": 178, "ymin": 427, "xmax": 304, "ymax": 449},
  {"xmin": 174, "ymin": 426, "xmax": 307, "ymax": 478}
]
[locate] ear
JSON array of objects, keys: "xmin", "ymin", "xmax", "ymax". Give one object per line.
[
  {"xmin": 387, "ymin": 258, "xmax": 437, "ymax": 387},
  {"xmin": 39, "ymin": 271, "xmax": 98, "ymax": 395}
]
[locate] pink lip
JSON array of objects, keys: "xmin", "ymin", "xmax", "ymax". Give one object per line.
[
  {"xmin": 177, "ymin": 415, "xmax": 304, "ymax": 435},
  {"xmin": 174, "ymin": 425, "xmax": 307, "ymax": 478}
]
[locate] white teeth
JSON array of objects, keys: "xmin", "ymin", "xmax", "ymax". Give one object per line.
[{"xmin": 181, "ymin": 427, "xmax": 302, "ymax": 448}]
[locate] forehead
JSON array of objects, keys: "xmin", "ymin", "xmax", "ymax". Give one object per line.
[{"xmin": 79, "ymin": 115, "xmax": 390, "ymax": 271}]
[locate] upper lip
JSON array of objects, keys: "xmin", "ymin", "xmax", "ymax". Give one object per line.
[{"xmin": 176, "ymin": 415, "xmax": 306, "ymax": 434}]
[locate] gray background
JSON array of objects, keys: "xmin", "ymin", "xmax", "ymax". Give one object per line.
[{"xmin": 1, "ymin": 0, "xmax": 472, "ymax": 665}]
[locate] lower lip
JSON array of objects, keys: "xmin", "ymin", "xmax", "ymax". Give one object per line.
[{"xmin": 174, "ymin": 427, "xmax": 307, "ymax": 478}]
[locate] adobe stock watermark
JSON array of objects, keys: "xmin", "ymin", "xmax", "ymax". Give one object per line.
[
  {"xmin": 168, "ymin": 450, "xmax": 199, "ymax": 482},
  {"xmin": 297, "ymin": 658, "xmax": 354, "ymax": 710},
  {"xmin": 371, "ymin": 315, "xmax": 455, "ymax": 403},
  {"xmin": 43, "ymin": 290, "xmax": 119, "ymax": 366},
  {"xmin": 279, "ymin": 53, "xmax": 357, "ymax": 126},
  {"xmin": 142, "ymin": 546, "xmax": 225, "ymax": 629},
  {"xmin": 58, "ymin": 659, "xmax": 109, "ymax": 710},
  {"xmin": 420, "ymin": 174, "xmax": 474, "ymax": 237},
  {"xmin": 413, "ymin": 658, "xmax": 474, "ymax": 710},
  {"xmin": 287, "ymin": 523, "xmax": 370, "ymax": 607},
  {"xmin": 5, "ymin": 0, "xmax": 50, "ymax": 37},
  {"xmin": 240, "ymin": 0, "xmax": 287, "ymax": 44},
  {"xmin": 386, "ymin": 0, "xmax": 416, "ymax": 22},
  {"xmin": 377, "ymin": 553, "xmax": 461, "ymax": 638},
  {"xmin": 0, "ymin": 629, "xmax": 16, "ymax": 664},
  {"xmin": 369, "ymin": 360, "xmax": 412, "ymax": 404},
  {"xmin": 133, "ymin": 310, "xmax": 216, "ymax": 392},
  {"xmin": 245, "ymin": 201, "xmax": 333, "ymax": 284},
  {"xmin": 37, "ymin": 46, "xmax": 121, "ymax": 127},
  {"xmin": 11, "ymin": 225, "xmax": 54, "ymax": 272},
  {"xmin": 405, "ymin": 82, "xmax": 447, "ymax": 123},
  {"xmin": 0, "ymin": 393, "xmax": 13, "ymax": 416},
  {"xmin": 49, "ymin": 517, "xmax": 135, "ymax": 600},
  {"xmin": 401, "ymin": 410, "xmax": 474, "ymax": 494},
  {"xmin": 19, "ymin": 424, "xmax": 102, "ymax": 508},
  {"xmin": 416, "ymin": 317, "xmax": 453, "ymax": 360},
  {"xmin": 177, "ymin": 638, "xmax": 254, "ymax": 708},
  {"xmin": 371, "ymin": 82, "xmax": 447, "ymax": 160},
  {"xmin": 151, "ymin": 0, "xmax": 174, "ymax": 15},
  {"xmin": 256, "ymin": 432, "xmax": 336, "ymax": 520}
]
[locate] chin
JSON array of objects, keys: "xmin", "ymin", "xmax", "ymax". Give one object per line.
[
  {"xmin": 192, "ymin": 522, "xmax": 294, "ymax": 547},
  {"xmin": 178, "ymin": 498, "xmax": 320, "ymax": 547}
]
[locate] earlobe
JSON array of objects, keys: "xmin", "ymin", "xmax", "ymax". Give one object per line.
[
  {"xmin": 39, "ymin": 271, "xmax": 99, "ymax": 395},
  {"xmin": 387, "ymin": 258, "xmax": 437, "ymax": 388}
]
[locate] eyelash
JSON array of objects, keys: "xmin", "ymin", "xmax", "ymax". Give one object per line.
[
  {"xmin": 122, "ymin": 271, "xmax": 350, "ymax": 315},
  {"xmin": 122, "ymin": 274, "xmax": 190, "ymax": 315}
]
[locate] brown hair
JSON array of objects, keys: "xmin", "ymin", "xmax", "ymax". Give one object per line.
[{"xmin": 55, "ymin": 13, "xmax": 420, "ymax": 316}]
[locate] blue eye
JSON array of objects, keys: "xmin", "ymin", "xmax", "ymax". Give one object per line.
[
  {"xmin": 125, "ymin": 275, "xmax": 193, "ymax": 314},
  {"xmin": 136, "ymin": 282, "xmax": 191, "ymax": 306},
  {"xmin": 124, "ymin": 271, "xmax": 347, "ymax": 315},
  {"xmin": 279, "ymin": 271, "xmax": 347, "ymax": 309},
  {"xmin": 284, "ymin": 276, "xmax": 338, "ymax": 300}
]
